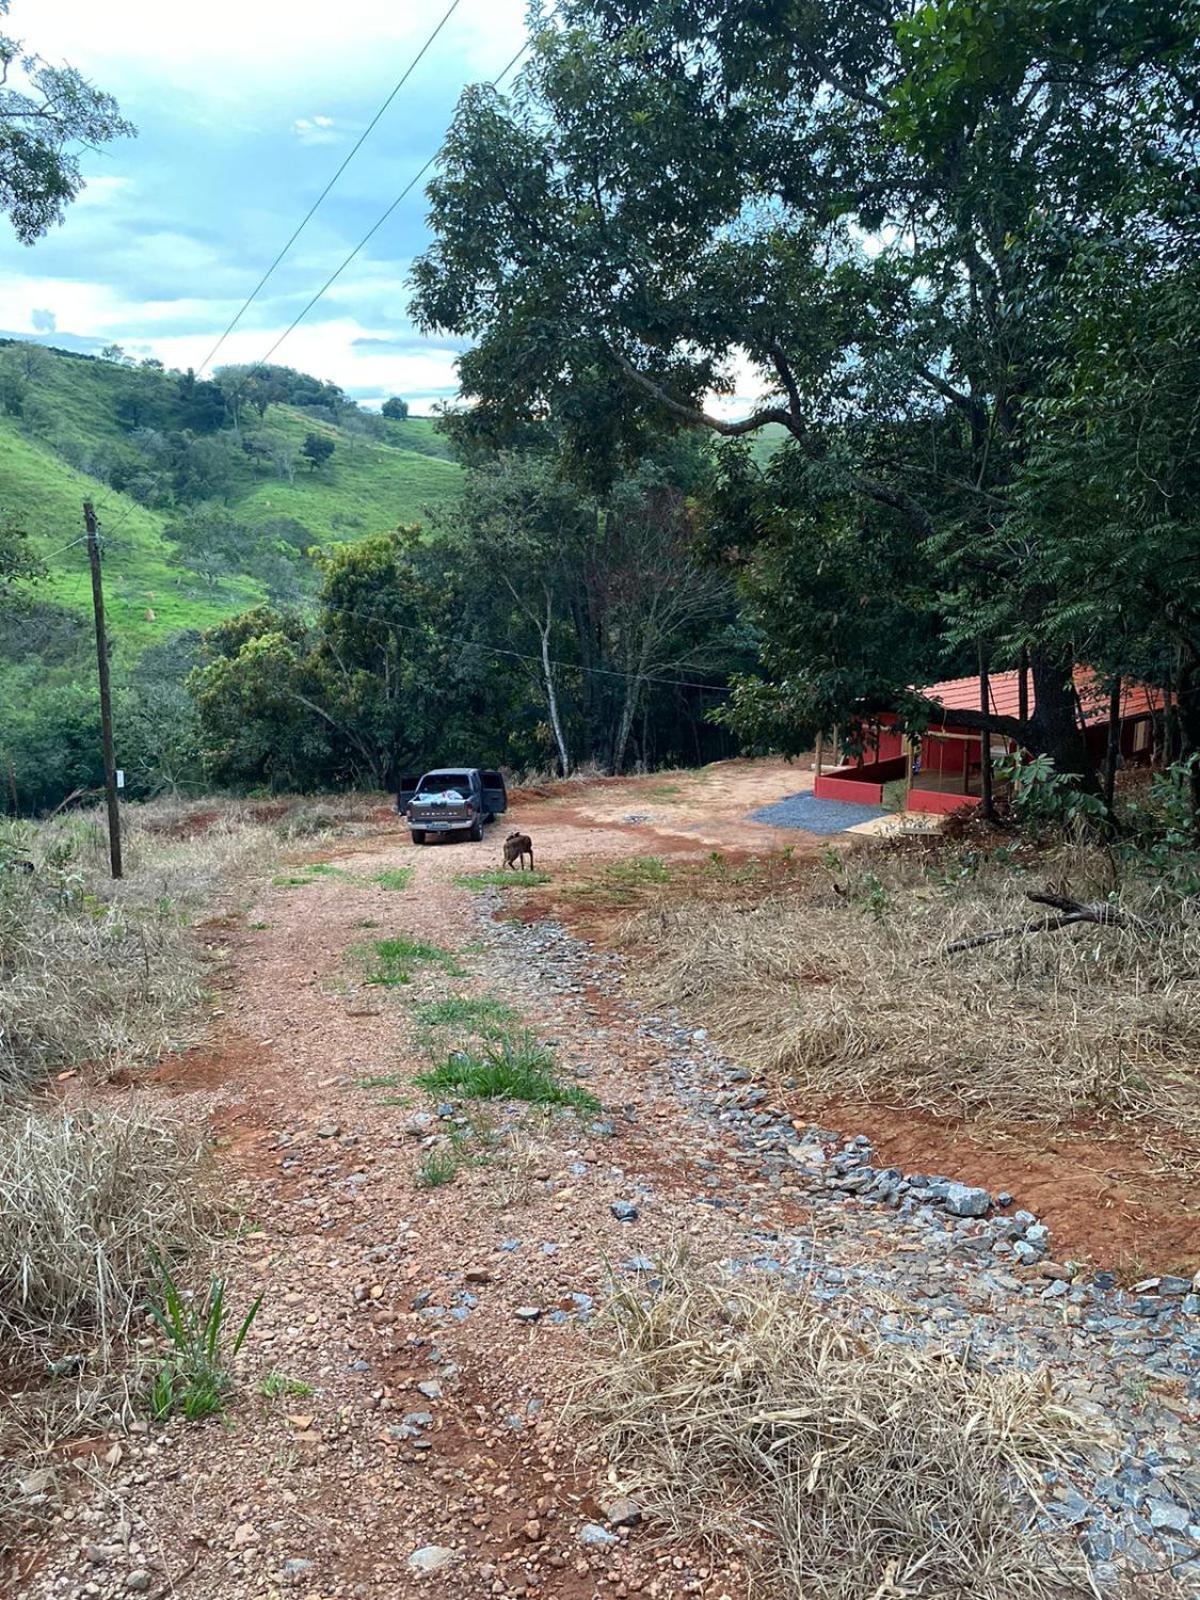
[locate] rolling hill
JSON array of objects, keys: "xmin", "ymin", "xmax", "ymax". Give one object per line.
[{"xmin": 0, "ymin": 340, "xmax": 462, "ymax": 661}]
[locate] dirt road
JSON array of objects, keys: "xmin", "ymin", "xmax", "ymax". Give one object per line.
[{"xmin": 16, "ymin": 761, "xmax": 1200, "ymax": 1598}]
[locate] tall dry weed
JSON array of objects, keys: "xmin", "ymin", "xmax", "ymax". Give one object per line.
[
  {"xmin": 576, "ymin": 1255, "xmax": 1090, "ymax": 1600},
  {"xmin": 627, "ymin": 843, "xmax": 1200, "ymax": 1127}
]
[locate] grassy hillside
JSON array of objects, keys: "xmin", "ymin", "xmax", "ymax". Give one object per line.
[
  {"xmin": 0, "ymin": 424, "xmax": 253, "ymax": 657},
  {"xmin": 0, "ymin": 341, "xmax": 462, "ymax": 661},
  {"xmin": 233, "ymin": 405, "xmax": 462, "ymax": 547}
]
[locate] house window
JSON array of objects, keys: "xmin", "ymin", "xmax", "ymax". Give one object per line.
[{"xmin": 1132, "ymin": 719, "xmax": 1150, "ymax": 754}]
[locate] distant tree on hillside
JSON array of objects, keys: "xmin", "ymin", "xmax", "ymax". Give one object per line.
[
  {"xmin": 381, "ymin": 397, "xmax": 409, "ymax": 421},
  {"xmin": 302, "ymin": 432, "xmax": 335, "ymax": 472},
  {"xmin": 0, "ymin": 2, "xmax": 134, "ymax": 243}
]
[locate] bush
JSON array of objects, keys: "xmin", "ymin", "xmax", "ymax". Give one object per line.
[{"xmin": 0, "ymin": 1106, "xmax": 208, "ymax": 1344}]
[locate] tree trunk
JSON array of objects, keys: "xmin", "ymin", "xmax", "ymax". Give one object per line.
[
  {"xmin": 1103, "ymin": 677, "xmax": 1122, "ymax": 824},
  {"xmin": 611, "ymin": 675, "xmax": 641, "ymax": 775},
  {"xmin": 1176, "ymin": 646, "xmax": 1200, "ymax": 840},
  {"xmin": 1028, "ymin": 653, "xmax": 1095, "ymax": 787},
  {"xmin": 1018, "ymin": 644, "xmax": 1029, "ymax": 732},
  {"xmin": 979, "ymin": 645, "xmax": 995, "ymax": 823},
  {"xmin": 538, "ymin": 601, "xmax": 571, "ymax": 777}
]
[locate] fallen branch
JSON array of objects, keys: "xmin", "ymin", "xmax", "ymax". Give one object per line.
[{"xmin": 940, "ymin": 891, "xmax": 1128, "ymax": 956}]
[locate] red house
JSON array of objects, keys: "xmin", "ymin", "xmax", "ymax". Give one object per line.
[{"xmin": 813, "ymin": 668, "xmax": 1162, "ymax": 815}]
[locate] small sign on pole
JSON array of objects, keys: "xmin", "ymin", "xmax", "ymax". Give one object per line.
[{"xmin": 116, "ymin": 770, "xmax": 125, "ymax": 789}]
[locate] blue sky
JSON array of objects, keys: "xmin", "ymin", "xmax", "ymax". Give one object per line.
[{"xmin": 0, "ymin": 0, "xmax": 530, "ymax": 412}]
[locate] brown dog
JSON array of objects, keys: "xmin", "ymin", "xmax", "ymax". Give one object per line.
[{"xmin": 502, "ymin": 830, "xmax": 534, "ymax": 871}]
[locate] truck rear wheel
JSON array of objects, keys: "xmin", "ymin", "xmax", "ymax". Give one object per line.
[
  {"xmin": 411, "ymin": 829, "xmax": 426, "ymax": 845},
  {"xmin": 468, "ymin": 817, "xmax": 483, "ymax": 842}
]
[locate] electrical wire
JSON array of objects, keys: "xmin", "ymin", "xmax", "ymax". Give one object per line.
[
  {"xmin": 197, "ymin": 0, "xmax": 465, "ymax": 377},
  {"xmin": 39, "ymin": 534, "xmax": 88, "ymax": 562},
  {"xmin": 300, "ymin": 597, "xmax": 733, "ymax": 694},
  {"xmin": 246, "ymin": 35, "xmax": 531, "ymax": 377}
]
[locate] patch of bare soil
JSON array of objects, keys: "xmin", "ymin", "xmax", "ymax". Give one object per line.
[{"xmin": 802, "ymin": 1099, "xmax": 1200, "ymax": 1276}]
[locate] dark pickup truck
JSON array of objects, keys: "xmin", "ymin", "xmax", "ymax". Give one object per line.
[{"xmin": 397, "ymin": 768, "xmax": 507, "ymax": 845}]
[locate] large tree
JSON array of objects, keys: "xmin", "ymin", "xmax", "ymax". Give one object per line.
[
  {"xmin": 0, "ymin": 2, "xmax": 134, "ymax": 242},
  {"xmin": 412, "ymin": 0, "xmax": 1200, "ymax": 780}
]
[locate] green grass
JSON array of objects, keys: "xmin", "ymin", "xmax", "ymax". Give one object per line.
[
  {"xmin": 359, "ymin": 935, "xmax": 463, "ymax": 985},
  {"xmin": 415, "ymin": 1147, "xmax": 460, "ymax": 1188},
  {"xmin": 234, "ymin": 405, "xmax": 461, "ymax": 547},
  {"xmin": 456, "ymin": 869, "xmax": 551, "ymax": 891},
  {"xmin": 606, "ymin": 856, "xmax": 672, "ymax": 885},
  {"xmin": 273, "ymin": 861, "xmax": 349, "ymax": 888},
  {"xmin": 646, "ymin": 783, "xmax": 684, "ymax": 799},
  {"xmin": 415, "ymin": 995, "xmax": 519, "ymax": 1030},
  {"xmin": 374, "ymin": 867, "xmax": 414, "ymax": 891},
  {"xmin": 259, "ymin": 1371, "xmax": 313, "ymax": 1400},
  {"xmin": 0, "ymin": 424, "xmax": 252, "ymax": 658},
  {"xmin": 416, "ymin": 1030, "xmax": 599, "ymax": 1113},
  {"xmin": 356, "ymin": 1072, "xmax": 403, "ymax": 1088}
]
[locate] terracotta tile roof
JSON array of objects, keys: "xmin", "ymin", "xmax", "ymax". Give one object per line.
[{"xmin": 919, "ymin": 668, "xmax": 1162, "ymax": 726}]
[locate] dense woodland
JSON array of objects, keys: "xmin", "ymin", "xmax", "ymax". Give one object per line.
[{"xmin": 2, "ymin": 0, "xmax": 1200, "ymax": 842}]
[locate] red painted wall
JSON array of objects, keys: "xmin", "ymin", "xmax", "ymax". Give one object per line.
[
  {"xmin": 815, "ymin": 771, "xmax": 885, "ymax": 804},
  {"xmin": 906, "ymin": 787, "xmax": 981, "ymax": 816}
]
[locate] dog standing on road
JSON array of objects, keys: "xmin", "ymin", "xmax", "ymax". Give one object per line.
[{"xmin": 502, "ymin": 831, "xmax": 534, "ymax": 871}]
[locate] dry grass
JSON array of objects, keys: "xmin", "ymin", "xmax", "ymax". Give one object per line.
[
  {"xmin": 576, "ymin": 1255, "xmax": 1090, "ymax": 1600},
  {"xmin": 0, "ymin": 1105, "xmax": 210, "ymax": 1346},
  {"xmin": 625, "ymin": 841, "xmax": 1200, "ymax": 1128},
  {"xmin": 0, "ymin": 1366, "xmax": 142, "ymax": 1557},
  {"xmin": 0, "ymin": 801, "xmax": 285, "ymax": 1100}
]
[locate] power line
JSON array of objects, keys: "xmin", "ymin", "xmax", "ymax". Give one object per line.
[
  {"xmin": 247, "ymin": 35, "xmax": 532, "ymax": 377},
  {"xmin": 197, "ymin": 0, "xmax": 465, "ymax": 378},
  {"xmin": 40, "ymin": 534, "xmax": 88, "ymax": 562},
  {"xmin": 307, "ymin": 598, "xmax": 733, "ymax": 695}
]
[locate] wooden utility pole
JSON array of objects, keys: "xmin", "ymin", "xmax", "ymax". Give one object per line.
[{"xmin": 84, "ymin": 501, "xmax": 122, "ymax": 879}]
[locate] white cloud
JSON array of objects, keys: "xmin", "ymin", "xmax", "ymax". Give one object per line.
[
  {"xmin": 293, "ymin": 114, "xmax": 342, "ymax": 146},
  {"xmin": 71, "ymin": 174, "xmax": 136, "ymax": 210},
  {"xmin": 13, "ymin": 0, "xmax": 528, "ymax": 99}
]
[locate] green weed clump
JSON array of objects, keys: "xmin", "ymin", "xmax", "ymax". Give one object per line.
[
  {"xmin": 456, "ymin": 869, "xmax": 551, "ymax": 891},
  {"xmin": 272, "ymin": 861, "xmax": 348, "ymax": 889},
  {"xmin": 145, "ymin": 1252, "xmax": 263, "ymax": 1423},
  {"xmin": 360, "ymin": 936, "xmax": 462, "ymax": 985},
  {"xmin": 417, "ymin": 1031, "xmax": 599, "ymax": 1113},
  {"xmin": 415, "ymin": 1147, "xmax": 460, "ymax": 1189},
  {"xmin": 606, "ymin": 856, "xmax": 672, "ymax": 886},
  {"xmin": 259, "ymin": 1370, "xmax": 313, "ymax": 1400},
  {"xmin": 374, "ymin": 867, "xmax": 414, "ymax": 891},
  {"xmin": 415, "ymin": 995, "xmax": 518, "ymax": 1030}
]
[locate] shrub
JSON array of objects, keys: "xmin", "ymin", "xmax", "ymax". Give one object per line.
[{"xmin": 0, "ymin": 1106, "xmax": 208, "ymax": 1345}]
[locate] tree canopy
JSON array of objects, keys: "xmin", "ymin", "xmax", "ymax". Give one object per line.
[
  {"xmin": 0, "ymin": 1, "xmax": 134, "ymax": 242},
  {"xmin": 411, "ymin": 0, "xmax": 1200, "ymax": 785}
]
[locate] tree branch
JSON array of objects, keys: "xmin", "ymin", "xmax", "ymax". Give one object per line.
[
  {"xmin": 611, "ymin": 350, "xmax": 795, "ymax": 437},
  {"xmin": 610, "ymin": 349, "xmax": 937, "ymax": 534}
]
